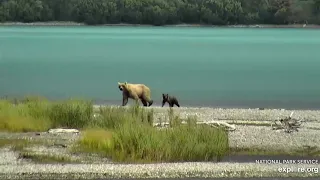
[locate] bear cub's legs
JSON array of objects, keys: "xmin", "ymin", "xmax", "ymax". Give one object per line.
[
  {"xmin": 168, "ymin": 101, "xmax": 180, "ymax": 107},
  {"xmin": 172, "ymin": 101, "xmax": 180, "ymax": 107}
]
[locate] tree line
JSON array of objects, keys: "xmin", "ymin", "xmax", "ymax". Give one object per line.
[{"xmin": 0, "ymin": 0, "xmax": 320, "ymax": 25}]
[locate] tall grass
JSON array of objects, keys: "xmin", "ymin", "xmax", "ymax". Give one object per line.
[
  {"xmin": 0, "ymin": 96, "xmax": 93, "ymax": 132},
  {"xmin": 90, "ymin": 105, "xmax": 153, "ymax": 129},
  {"xmin": 109, "ymin": 121, "xmax": 228, "ymax": 163},
  {"xmin": 48, "ymin": 99, "xmax": 93, "ymax": 128},
  {"xmin": 76, "ymin": 128, "xmax": 114, "ymax": 155},
  {"xmin": 78, "ymin": 106, "xmax": 229, "ymax": 163},
  {"xmin": 0, "ymin": 96, "xmax": 229, "ymax": 163}
]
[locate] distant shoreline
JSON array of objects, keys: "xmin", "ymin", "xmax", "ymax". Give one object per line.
[{"xmin": 0, "ymin": 21, "xmax": 320, "ymax": 29}]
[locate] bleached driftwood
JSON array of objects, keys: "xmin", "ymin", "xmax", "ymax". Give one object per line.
[
  {"xmin": 48, "ymin": 128, "xmax": 80, "ymax": 134},
  {"xmin": 271, "ymin": 111, "xmax": 305, "ymax": 133},
  {"xmin": 154, "ymin": 120, "xmax": 236, "ymax": 131}
]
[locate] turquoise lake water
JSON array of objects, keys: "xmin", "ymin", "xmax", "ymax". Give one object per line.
[{"xmin": 1, "ymin": 26, "xmax": 320, "ymax": 109}]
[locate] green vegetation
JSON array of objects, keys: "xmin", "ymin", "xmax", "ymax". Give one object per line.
[
  {"xmin": 0, "ymin": 97, "xmax": 93, "ymax": 132},
  {"xmin": 0, "ymin": 138, "xmax": 31, "ymax": 150},
  {"xmin": 0, "ymin": 0, "xmax": 319, "ymax": 25},
  {"xmin": 77, "ymin": 125, "xmax": 228, "ymax": 163},
  {"xmin": 0, "ymin": 97, "xmax": 229, "ymax": 163},
  {"xmin": 18, "ymin": 151, "xmax": 75, "ymax": 163},
  {"xmin": 77, "ymin": 105, "xmax": 229, "ymax": 163}
]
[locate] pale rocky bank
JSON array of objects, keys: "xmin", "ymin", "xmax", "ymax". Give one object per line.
[{"xmin": 1, "ymin": 106, "xmax": 320, "ymax": 179}]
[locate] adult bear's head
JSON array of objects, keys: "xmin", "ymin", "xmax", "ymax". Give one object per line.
[{"xmin": 118, "ymin": 82, "xmax": 128, "ymax": 91}]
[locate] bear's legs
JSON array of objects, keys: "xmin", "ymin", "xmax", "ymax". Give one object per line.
[
  {"xmin": 169, "ymin": 97, "xmax": 180, "ymax": 107},
  {"xmin": 148, "ymin": 99, "xmax": 153, "ymax": 107},
  {"xmin": 142, "ymin": 94, "xmax": 153, "ymax": 107},
  {"xmin": 161, "ymin": 100, "xmax": 166, "ymax": 107},
  {"xmin": 140, "ymin": 99, "xmax": 148, "ymax": 107},
  {"xmin": 171, "ymin": 98, "xmax": 180, "ymax": 107},
  {"xmin": 122, "ymin": 97, "xmax": 128, "ymax": 106}
]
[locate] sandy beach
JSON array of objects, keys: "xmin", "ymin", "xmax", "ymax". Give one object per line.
[{"xmin": 1, "ymin": 106, "xmax": 320, "ymax": 179}]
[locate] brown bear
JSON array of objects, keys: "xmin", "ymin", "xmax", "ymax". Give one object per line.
[
  {"xmin": 118, "ymin": 82, "xmax": 153, "ymax": 107},
  {"xmin": 162, "ymin": 93, "xmax": 180, "ymax": 107}
]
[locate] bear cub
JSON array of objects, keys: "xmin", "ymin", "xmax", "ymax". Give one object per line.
[{"xmin": 162, "ymin": 93, "xmax": 180, "ymax": 107}]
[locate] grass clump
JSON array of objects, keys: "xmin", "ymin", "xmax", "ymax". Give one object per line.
[
  {"xmin": 76, "ymin": 128, "xmax": 114, "ymax": 155},
  {"xmin": 18, "ymin": 151, "xmax": 75, "ymax": 164},
  {"xmin": 0, "ymin": 96, "xmax": 94, "ymax": 132},
  {"xmin": 0, "ymin": 99, "xmax": 51, "ymax": 132},
  {"xmin": 78, "ymin": 105, "xmax": 229, "ymax": 163},
  {"xmin": 168, "ymin": 107, "xmax": 182, "ymax": 127},
  {"xmin": 111, "ymin": 122, "xmax": 228, "ymax": 163},
  {"xmin": 90, "ymin": 105, "xmax": 153, "ymax": 129},
  {"xmin": 0, "ymin": 139, "xmax": 30, "ymax": 150},
  {"xmin": 48, "ymin": 99, "xmax": 93, "ymax": 128}
]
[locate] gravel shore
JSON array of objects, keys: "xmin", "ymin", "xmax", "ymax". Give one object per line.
[
  {"xmin": 1, "ymin": 106, "xmax": 320, "ymax": 179},
  {"xmin": 1, "ymin": 160, "xmax": 320, "ymax": 179},
  {"xmin": 149, "ymin": 106, "xmax": 320, "ymax": 123},
  {"xmin": 1, "ymin": 22, "xmax": 320, "ymax": 28},
  {"xmin": 150, "ymin": 107, "xmax": 320, "ymax": 150}
]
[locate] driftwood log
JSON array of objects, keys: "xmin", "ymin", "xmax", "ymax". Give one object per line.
[
  {"xmin": 271, "ymin": 111, "xmax": 305, "ymax": 133},
  {"xmin": 153, "ymin": 120, "xmax": 236, "ymax": 131},
  {"xmin": 48, "ymin": 128, "xmax": 80, "ymax": 134}
]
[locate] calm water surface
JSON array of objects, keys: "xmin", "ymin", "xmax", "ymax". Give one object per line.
[{"xmin": 1, "ymin": 26, "xmax": 320, "ymax": 109}]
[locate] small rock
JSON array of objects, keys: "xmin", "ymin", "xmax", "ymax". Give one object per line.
[{"xmin": 53, "ymin": 143, "xmax": 68, "ymax": 148}]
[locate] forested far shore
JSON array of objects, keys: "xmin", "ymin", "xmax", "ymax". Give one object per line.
[{"xmin": 0, "ymin": 0, "xmax": 320, "ymax": 26}]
